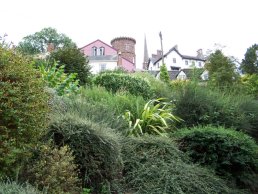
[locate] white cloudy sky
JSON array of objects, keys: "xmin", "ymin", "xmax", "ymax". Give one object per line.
[{"xmin": 1, "ymin": 0, "xmax": 258, "ymax": 68}]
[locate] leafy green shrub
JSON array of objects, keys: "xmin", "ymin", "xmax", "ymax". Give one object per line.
[
  {"xmin": 0, "ymin": 180, "xmax": 44, "ymax": 194},
  {"xmin": 241, "ymin": 74, "xmax": 258, "ymax": 98},
  {"xmin": 174, "ymin": 126, "xmax": 258, "ymax": 191},
  {"xmin": 121, "ymin": 136, "xmax": 243, "ymax": 194},
  {"xmin": 94, "ymin": 72, "xmax": 153, "ymax": 99},
  {"xmin": 0, "ymin": 45, "xmax": 49, "ymax": 178},
  {"xmin": 123, "ymin": 98, "xmax": 181, "ymax": 136},
  {"xmin": 30, "ymin": 144, "xmax": 81, "ymax": 194},
  {"xmin": 39, "ymin": 61, "xmax": 80, "ymax": 96},
  {"xmin": 132, "ymin": 72, "xmax": 172, "ymax": 98},
  {"xmin": 172, "ymin": 83, "xmax": 221, "ymax": 127},
  {"xmin": 46, "ymin": 115, "xmax": 123, "ymax": 193},
  {"xmin": 172, "ymin": 83, "xmax": 258, "ymax": 140}
]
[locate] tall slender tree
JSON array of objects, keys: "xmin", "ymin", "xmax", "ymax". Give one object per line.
[{"xmin": 241, "ymin": 44, "xmax": 258, "ymax": 74}]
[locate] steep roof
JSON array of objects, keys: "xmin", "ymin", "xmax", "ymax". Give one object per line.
[
  {"xmin": 89, "ymin": 55, "xmax": 118, "ymax": 61},
  {"xmin": 180, "ymin": 68, "xmax": 205, "ymax": 79},
  {"xmin": 153, "ymin": 45, "xmax": 206, "ymax": 65},
  {"xmin": 80, "ymin": 39, "xmax": 117, "ymax": 52}
]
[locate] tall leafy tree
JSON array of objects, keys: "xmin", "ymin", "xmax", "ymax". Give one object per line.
[
  {"xmin": 17, "ymin": 27, "xmax": 75, "ymax": 55},
  {"xmin": 50, "ymin": 46, "xmax": 91, "ymax": 85},
  {"xmin": 241, "ymin": 44, "xmax": 258, "ymax": 74},
  {"xmin": 205, "ymin": 50, "xmax": 239, "ymax": 87}
]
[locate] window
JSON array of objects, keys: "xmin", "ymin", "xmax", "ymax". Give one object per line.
[
  {"xmin": 185, "ymin": 60, "xmax": 188, "ymax": 65},
  {"xmin": 198, "ymin": 62, "xmax": 202, "ymax": 67},
  {"xmin": 173, "ymin": 58, "xmax": 176, "ymax": 63},
  {"xmin": 99, "ymin": 47, "xmax": 105, "ymax": 56},
  {"xmin": 157, "ymin": 63, "xmax": 159, "ymax": 68},
  {"xmin": 99, "ymin": 64, "xmax": 106, "ymax": 72},
  {"xmin": 92, "ymin": 46, "xmax": 97, "ymax": 56}
]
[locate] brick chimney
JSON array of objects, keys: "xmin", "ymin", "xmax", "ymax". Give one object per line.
[
  {"xmin": 157, "ymin": 50, "xmax": 162, "ymax": 57},
  {"xmin": 197, "ymin": 49, "xmax": 204, "ymax": 58}
]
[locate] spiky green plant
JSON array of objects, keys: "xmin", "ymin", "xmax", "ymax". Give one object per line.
[{"xmin": 123, "ymin": 98, "xmax": 181, "ymax": 136}]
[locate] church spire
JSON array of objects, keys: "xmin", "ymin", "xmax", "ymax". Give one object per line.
[{"xmin": 143, "ymin": 34, "xmax": 149, "ymax": 70}]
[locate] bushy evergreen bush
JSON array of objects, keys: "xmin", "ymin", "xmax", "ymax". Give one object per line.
[
  {"xmin": 94, "ymin": 72, "xmax": 153, "ymax": 99},
  {"xmin": 172, "ymin": 83, "xmax": 258, "ymax": 140},
  {"xmin": 121, "ymin": 136, "xmax": 243, "ymax": 194},
  {"xmin": 174, "ymin": 126, "xmax": 258, "ymax": 191},
  {"xmin": 46, "ymin": 115, "xmax": 123, "ymax": 193},
  {"xmin": 132, "ymin": 72, "xmax": 172, "ymax": 98},
  {"xmin": 0, "ymin": 45, "xmax": 49, "ymax": 178}
]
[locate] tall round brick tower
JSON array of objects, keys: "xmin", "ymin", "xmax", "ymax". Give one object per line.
[{"xmin": 111, "ymin": 37, "xmax": 136, "ymax": 65}]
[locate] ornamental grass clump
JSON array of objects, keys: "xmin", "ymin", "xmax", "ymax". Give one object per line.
[{"xmin": 123, "ymin": 98, "xmax": 181, "ymax": 136}]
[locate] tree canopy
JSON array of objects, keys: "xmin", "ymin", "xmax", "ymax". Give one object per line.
[
  {"xmin": 17, "ymin": 27, "xmax": 75, "ymax": 55},
  {"xmin": 50, "ymin": 46, "xmax": 91, "ymax": 85},
  {"xmin": 205, "ymin": 50, "xmax": 239, "ymax": 87},
  {"xmin": 240, "ymin": 44, "xmax": 258, "ymax": 74}
]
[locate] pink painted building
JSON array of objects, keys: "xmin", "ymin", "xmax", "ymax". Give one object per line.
[{"xmin": 80, "ymin": 38, "xmax": 136, "ymax": 74}]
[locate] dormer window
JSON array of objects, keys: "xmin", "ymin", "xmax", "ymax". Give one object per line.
[
  {"xmin": 173, "ymin": 58, "xmax": 176, "ymax": 63},
  {"xmin": 92, "ymin": 46, "xmax": 97, "ymax": 56},
  {"xmin": 99, "ymin": 47, "xmax": 105, "ymax": 56}
]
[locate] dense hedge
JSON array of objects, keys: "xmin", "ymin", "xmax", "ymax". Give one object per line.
[
  {"xmin": 94, "ymin": 73, "xmax": 153, "ymax": 99},
  {"xmin": 0, "ymin": 46, "xmax": 49, "ymax": 178},
  {"xmin": 174, "ymin": 126, "xmax": 258, "ymax": 191},
  {"xmin": 172, "ymin": 83, "xmax": 258, "ymax": 140},
  {"xmin": 121, "ymin": 136, "xmax": 243, "ymax": 194},
  {"xmin": 46, "ymin": 115, "xmax": 123, "ymax": 193}
]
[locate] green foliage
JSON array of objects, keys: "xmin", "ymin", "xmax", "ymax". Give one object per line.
[
  {"xmin": 132, "ymin": 72, "xmax": 172, "ymax": 98},
  {"xmin": 205, "ymin": 50, "xmax": 239, "ymax": 87},
  {"xmin": 241, "ymin": 44, "xmax": 258, "ymax": 74},
  {"xmin": 174, "ymin": 126, "xmax": 258, "ymax": 191},
  {"xmin": 94, "ymin": 72, "xmax": 153, "ymax": 99},
  {"xmin": 50, "ymin": 46, "xmax": 91, "ymax": 85},
  {"xmin": 0, "ymin": 45, "xmax": 49, "ymax": 178},
  {"xmin": 79, "ymin": 86, "xmax": 146, "ymax": 120},
  {"xmin": 121, "ymin": 136, "xmax": 242, "ymax": 194},
  {"xmin": 241, "ymin": 74, "xmax": 258, "ymax": 98},
  {"xmin": 172, "ymin": 83, "xmax": 258, "ymax": 140},
  {"xmin": 0, "ymin": 180, "xmax": 44, "ymax": 194},
  {"xmin": 159, "ymin": 64, "xmax": 170, "ymax": 83},
  {"xmin": 17, "ymin": 27, "xmax": 75, "ymax": 55},
  {"xmin": 123, "ymin": 98, "xmax": 181, "ymax": 136},
  {"xmin": 46, "ymin": 115, "xmax": 123, "ymax": 193},
  {"xmin": 30, "ymin": 144, "xmax": 81, "ymax": 194},
  {"xmin": 39, "ymin": 61, "xmax": 80, "ymax": 96}
]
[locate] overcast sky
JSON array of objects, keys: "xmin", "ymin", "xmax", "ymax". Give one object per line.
[{"xmin": 1, "ymin": 0, "xmax": 258, "ymax": 68}]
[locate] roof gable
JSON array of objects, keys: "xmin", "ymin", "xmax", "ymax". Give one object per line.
[
  {"xmin": 80, "ymin": 39, "xmax": 117, "ymax": 52},
  {"xmin": 153, "ymin": 45, "xmax": 206, "ymax": 64}
]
